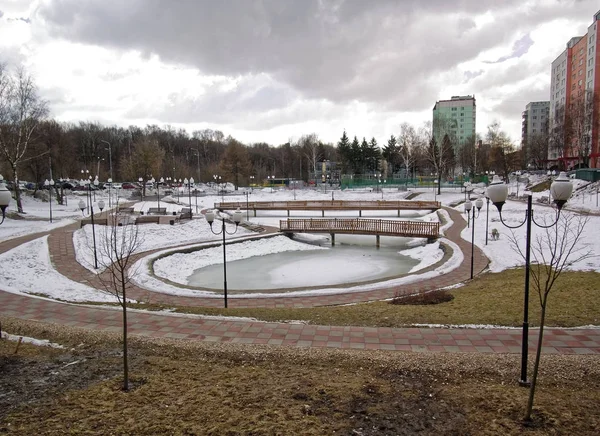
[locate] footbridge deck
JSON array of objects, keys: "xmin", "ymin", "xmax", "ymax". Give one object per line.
[
  {"xmin": 280, "ymin": 218, "xmax": 439, "ymax": 244},
  {"xmin": 216, "ymin": 200, "xmax": 441, "ymax": 217}
]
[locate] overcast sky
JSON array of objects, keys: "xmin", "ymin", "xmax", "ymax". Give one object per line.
[{"xmin": 1, "ymin": 0, "xmax": 599, "ymax": 146}]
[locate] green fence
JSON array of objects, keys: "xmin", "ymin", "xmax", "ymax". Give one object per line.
[
  {"xmin": 575, "ymin": 169, "xmax": 600, "ymax": 182},
  {"xmin": 340, "ymin": 175, "xmax": 476, "ymax": 190}
]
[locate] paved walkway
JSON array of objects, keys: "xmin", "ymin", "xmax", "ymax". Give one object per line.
[
  {"xmin": 44, "ymin": 206, "xmax": 488, "ymax": 308},
  {"xmin": 0, "ymin": 206, "xmax": 598, "ymax": 355}
]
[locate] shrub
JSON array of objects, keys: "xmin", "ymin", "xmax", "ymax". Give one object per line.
[{"xmin": 389, "ymin": 290, "xmax": 454, "ymax": 305}]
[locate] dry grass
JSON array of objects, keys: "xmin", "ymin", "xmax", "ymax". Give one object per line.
[
  {"xmin": 132, "ymin": 269, "xmax": 600, "ymax": 328},
  {"xmin": 1, "ymin": 319, "xmax": 599, "ymax": 435}
]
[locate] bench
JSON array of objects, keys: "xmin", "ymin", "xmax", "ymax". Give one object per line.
[
  {"xmin": 118, "ymin": 207, "xmax": 135, "ymax": 214},
  {"xmin": 538, "ymin": 196, "xmax": 549, "ymax": 203},
  {"xmin": 179, "ymin": 208, "xmax": 192, "ymax": 220},
  {"xmin": 135, "ymin": 215, "xmax": 161, "ymax": 225},
  {"xmin": 80, "ymin": 218, "xmax": 108, "ymax": 228},
  {"xmin": 147, "ymin": 207, "xmax": 167, "ymax": 215}
]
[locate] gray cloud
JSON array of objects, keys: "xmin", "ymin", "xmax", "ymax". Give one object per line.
[
  {"xmin": 33, "ymin": 0, "xmax": 536, "ymax": 112},
  {"xmin": 29, "ymin": 0, "xmax": 600, "ymax": 138}
]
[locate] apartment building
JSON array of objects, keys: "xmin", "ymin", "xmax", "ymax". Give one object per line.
[
  {"xmin": 522, "ymin": 101, "xmax": 550, "ymax": 143},
  {"xmin": 432, "ymin": 95, "xmax": 476, "ymax": 148},
  {"xmin": 549, "ymin": 10, "xmax": 600, "ymax": 169}
]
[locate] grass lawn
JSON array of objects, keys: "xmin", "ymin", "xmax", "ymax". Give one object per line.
[
  {"xmin": 132, "ymin": 269, "xmax": 600, "ymax": 328},
  {"xmin": 1, "ymin": 319, "xmax": 599, "ymax": 435}
]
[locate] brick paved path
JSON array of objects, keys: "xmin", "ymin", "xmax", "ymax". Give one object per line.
[
  {"xmin": 0, "ymin": 207, "xmax": 598, "ymax": 355},
  {"xmin": 44, "ymin": 206, "xmax": 488, "ymax": 308}
]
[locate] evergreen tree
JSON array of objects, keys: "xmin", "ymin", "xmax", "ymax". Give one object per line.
[
  {"xmin": 350, "ymin": 136, "xmax": 361, "ymax": 174},
  {"xmin": 336, "ymin": 130, "xmax": 351, "ymax": 173},
  {"xmin": 382, "ymin": 135, "xmax": 398, "ymax": 172},
  {"xmin": 366, "ymin": 137, "xmax": 381, "ymax": 173},
  {"xmin": 360, "ymin": 137, "xmax": 370, "ymax": 173}
]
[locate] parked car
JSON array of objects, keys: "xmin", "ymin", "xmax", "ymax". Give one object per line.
[
  {"xmin": 58, "ymin": 181, "xmax": 75, "ymax": 189},
  {"xmin": 121, "ymin": 182, "xmax": 137, "ymax": 189}
]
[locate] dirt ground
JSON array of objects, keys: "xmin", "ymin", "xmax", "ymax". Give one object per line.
[{"xmin": 1, "ymin": 318, "xmax": 599, "ymax": 435}]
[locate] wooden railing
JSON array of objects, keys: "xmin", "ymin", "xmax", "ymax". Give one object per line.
[
  {"xmin": 280, "ymin": 218, "xmax": 439, "ymax": 238},
  {"xmin": 216, "ymin": 200, "xmax": 440, "ymax": 211}
]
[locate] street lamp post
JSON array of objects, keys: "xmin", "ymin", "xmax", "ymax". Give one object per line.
[
  {"xmin": 0, "ymin": 175, "xmax": 11, "ymax": 225},
  {"xmin": 139, "ymin": 177, "xmax": 144, "ymax": 201},
  {"xmin": 464, "ymin": 197, "xmax": 483, "ymax": 279},
  {"xmin": 433, "ymin": 179, "xmax": 438, "ymax": 201},
  {"xmin": 93, "ymin": 176, "xmax": 99, "ymax": 199},
  {"xmin": 487, "ymin": 172, "xmax": 573, "ymax": 386},
  {"xmin": 268, "ymin": 175, "xmax": 275, "ymax": 193},
  {"xmin": 100, "ymin": 139, "xmax": 113, "ymax": 182},
  {"xmin": 213, "ymin": 175, "xmax": 224, "ymax": 203},
  {"xmin": 44, "ymin": 179, "xmax": 55, "ymax": 223},
  {"xmin": 107, "ymin": 177, "xmax": 112, "ymax": 208},
  {"xmin": 463, "ymin": 181, "xmax": 470, "ymax": 203},
  {"xmin": 188, "ymin": 177, "xmax": 194, "ymax": 219},
  {"xmin": 158, "ymin": 177, "xmax": 164, "ymax": 211},
  {"xmin": 98, "ymin": 199, "xmax": 105, "ymax": 217},
  {"xmin": 81, "ymin": 169, "xmax": 90, "ymax": 214},
  {"xmin": 485, "ymin": 192, "xmax": 490, "ymax": 245},
  {"xmin": 245, "ymin": 190, "xmax": 250, "ymax": 221},
  {"xmin": 205, "ymin": 208, "xmax": 243, "ymax": 308}
]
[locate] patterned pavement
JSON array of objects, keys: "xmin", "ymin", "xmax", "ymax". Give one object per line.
[{"xmin": 0, "ymin": 206, "xmax": 598, "ymax": 355}]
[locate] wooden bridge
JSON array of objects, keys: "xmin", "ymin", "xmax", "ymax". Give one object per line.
[
  {"xmin": 216, "ymin": 200, "xmax": 441, "ymax": 217},
  {"xmin": 280, "ymin": 218, "xmax": 439, "ymax": 245}
]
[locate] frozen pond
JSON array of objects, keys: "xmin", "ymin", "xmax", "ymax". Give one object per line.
[{"xmin": 187, "ymin": 234, "xmax": 421, "ymax": 292}]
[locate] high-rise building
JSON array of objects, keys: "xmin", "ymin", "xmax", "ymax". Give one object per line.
[
  {"xmin": 522, "ymin": 101, "xmax": 550, "ymax": 142},
  {"xmin": 432, "ymin": 95, "xmax": 476, "ymax": 148},
  {"xmin": 522, "ymin": 101, "xmax": 550, "ymax": 158},
  {"xmin": 549, "ymin": 10, "xmax": 600, "ymax": 169}
]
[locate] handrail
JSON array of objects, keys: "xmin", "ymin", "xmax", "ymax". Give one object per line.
[
  {"xmin": 279, "ymin": 218, "xmax": 439, "ymax": 238},
  {"xmin": 215, "ymin": 200, "xmax": 441, "ymax": 210}
]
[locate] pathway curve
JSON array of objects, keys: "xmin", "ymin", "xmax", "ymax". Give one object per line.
[
  {"xmin": 0, "ymin": 207, "xmax": 598, "ymax": 355},
  {"xmin": 45, "ymin": 206, "xmax": 487, "ymax": 308}
]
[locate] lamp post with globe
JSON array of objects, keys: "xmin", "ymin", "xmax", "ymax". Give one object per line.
[
  {"xmin": 205, "ymin": 208, "xmax": 243, "ymax": 308},
  {"xmin": 487, "ymin": 172, "xmax": 573, "ymax": 386}
]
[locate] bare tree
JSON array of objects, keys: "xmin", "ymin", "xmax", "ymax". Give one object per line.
[
  {"xmin": 220, "ymin": 138, "xmax": 251, "ymax": 189},
  {"xmin": 397, "ymin": 123, "xmax": 420, "ymax": 180},
  {"xmin": 526, "ymin": 132, "xmax": 550, "ymax": 170},
  {"xmin": 487, "ymin": 121, "xmax": 517, "ymax": 180},
  {"xmin": 0, "ymin": 66, "xmax": 49, "ymax": 212},
  {"xmin": 94, "ymin": 215, "xmax": 143, "ymax": 391},
  {"xmin": 508, "ymin": 212, "xmax": 592, "ymax": 421},
  {"xmin": 300, "ymin": 133, "xmax": 321, "ymax": 178},
  {"xmin": 568, "ymin": 90, "xmax": 598, "ymax": 168}
]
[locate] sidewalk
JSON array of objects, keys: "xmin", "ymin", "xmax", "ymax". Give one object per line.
[
  {"xmin": 44, "ymin": 206, "xmax": 488, "ymax": 308},
  {"xmin": 0, "ymin": 206, "xmax": 598, "ymax": 355}
]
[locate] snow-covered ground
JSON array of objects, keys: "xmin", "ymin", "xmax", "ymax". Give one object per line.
[
  {"xmin": 0, "ymin": 236, "xmax": 122, "ymax": 302},
  {"xmin": 0, "ymin": 179, "xmax": 599, "ymax": 303}
]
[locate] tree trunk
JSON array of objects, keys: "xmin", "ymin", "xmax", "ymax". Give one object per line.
[
  {"xmin": 12, "ymin": 167, "xmax": 23, "ymax": 213},
  {"xmin": 121, "ymin": 270, "xmax": 129, "ymax": 391},
  {"xmin": 525, "ymin": 302, "xmax": 547, "ymax": 421}
]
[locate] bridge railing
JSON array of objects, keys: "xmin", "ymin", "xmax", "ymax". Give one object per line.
[
  {"xmin": 216, "ymin": 200, "xmax": 440, "ymax": 210},
  {"xmin": 280, "ymin": 218, "xmax": 439, "ymax": 238}
]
